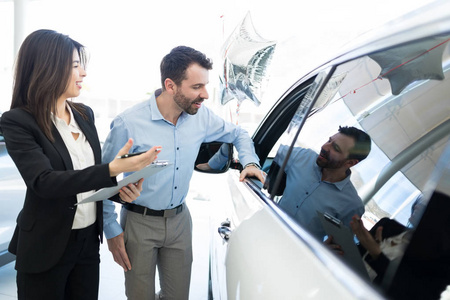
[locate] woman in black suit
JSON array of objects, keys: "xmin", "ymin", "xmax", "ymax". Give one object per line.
[{"xmin": 0, "ymin": 29, "xmax": 161, "ymax": 300}]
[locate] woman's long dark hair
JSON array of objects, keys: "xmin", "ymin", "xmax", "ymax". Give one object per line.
[{"xmin": 11, "ymin": 29, "xmax": 88, "ymax": 142}]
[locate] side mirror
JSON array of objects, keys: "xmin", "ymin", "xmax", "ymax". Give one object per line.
[{"xmin": 194, "ymin": 142, "xmax": 233, "ymax": 174}]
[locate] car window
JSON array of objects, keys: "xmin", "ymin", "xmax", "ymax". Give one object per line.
[
  {"xmin": 263, "ymin": 34, "xmax": 450, "ymax": 289},
  {"xmin": 270, "ymin": 34, "xmax": 450, "ymax": 223}
]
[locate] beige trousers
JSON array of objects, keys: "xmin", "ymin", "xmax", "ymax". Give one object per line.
[{"xmin": 120, "ymin": 203, "xmax": 193, "ymax": 300}]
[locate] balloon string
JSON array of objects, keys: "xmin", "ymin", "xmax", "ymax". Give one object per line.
[
  {"xmin": 220, "ymin": 15, "xmax": 225, "ymax": 40},
  {"xmin": 333, "ymin": 38, "xmax": 450, "ymax": 102}
]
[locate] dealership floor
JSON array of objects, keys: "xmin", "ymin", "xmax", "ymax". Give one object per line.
[{"xmin": 0, "ymin": 172, "xmax": 214, "ymax": 300}]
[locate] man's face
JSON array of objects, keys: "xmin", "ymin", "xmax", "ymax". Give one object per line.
[
  {"xmin": 316, "ymin": 133, "xmax": 355, "ymax": 169},
  {"xmin": 173, "ymin": 63, "xmax": 209, "ymax": 115}
]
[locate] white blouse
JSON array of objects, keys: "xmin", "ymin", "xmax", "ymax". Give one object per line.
[{"xmin": 53, "ymin": 105, "xmax": 96, "ymax": 229}]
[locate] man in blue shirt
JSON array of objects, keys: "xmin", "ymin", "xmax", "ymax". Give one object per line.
[
  {"xmin": 275, "ymin": 126, "xmax": 371, "ymax": 241},
  {"xmin": 102, "ymin": 46, "xmax": 264, "ymax": 300}
]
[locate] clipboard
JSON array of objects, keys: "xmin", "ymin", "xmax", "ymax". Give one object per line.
[
  {"xmin": 318, "ymin": 211, "xmax": 370, "ymax": 280},
  {"xmin": 76, "ymin": 161, "xmax": 171, "ymax": 205}
]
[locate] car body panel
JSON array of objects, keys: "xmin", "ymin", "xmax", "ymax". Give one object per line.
[{"xmin": 223, "ymin": 171, "xmax": 383, "ymax": 300}]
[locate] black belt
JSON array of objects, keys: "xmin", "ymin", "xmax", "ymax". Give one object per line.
[{"xmin": 124, "ymin": 203, "xmax": 183, "ymax": 218}]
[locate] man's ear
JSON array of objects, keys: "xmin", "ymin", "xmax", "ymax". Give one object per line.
[
  {"xmin": 346, "ymin": 158, "xmax": 359, "ymax": 168},
  {"xmin": 164, "ymin": 78, "xmax": 176, "ymax": 94}
]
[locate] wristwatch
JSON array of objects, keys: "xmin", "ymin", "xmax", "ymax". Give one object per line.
[{"xmin": 244, "ymin": 162, "xmax": 261, "ymax": 169}]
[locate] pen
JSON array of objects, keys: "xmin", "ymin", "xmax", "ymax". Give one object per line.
[{"xmin": 116, "ymin": 151, "xmax": 147, "ymax": 159}]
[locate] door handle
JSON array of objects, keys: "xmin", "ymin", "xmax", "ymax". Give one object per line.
[
  {"xmin": 218, "ymin": 219, "xmax": 232, "ymax": 241},
  {"xmin": 218, "ymin": 226, "xmax": 232, "ymax": 241}
]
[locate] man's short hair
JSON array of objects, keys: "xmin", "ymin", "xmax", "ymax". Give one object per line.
[
  {"xmin": 160, "ymin": 46, "xmax": 213, "ymax": 89},
  {"xmin": 338, "ymin": 126, "xmax": 371, "ymax": 162}
]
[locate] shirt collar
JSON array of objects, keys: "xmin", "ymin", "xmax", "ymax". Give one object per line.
[
  {"xmin": 150, "ymin": 89, "xmax": 164, "ymax": 121},
  {"xmin": 149, "ymin": 89, "xmax": 189, "ymax": 126},
  {"xmin": 332, "ymin": 170, "xmax": 352, "ymax": 191},
  {"xmin": 52, "ymin": 103, "xmax": 81, "ymax": 134}
]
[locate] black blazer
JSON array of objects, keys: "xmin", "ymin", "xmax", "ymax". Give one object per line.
[{"xmin": 0, "ymin": 105, "xmax": 116, "ymax": 273}]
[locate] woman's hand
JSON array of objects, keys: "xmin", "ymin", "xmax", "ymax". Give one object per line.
[
  {"xmin": 350, "ymin": 214, "xmax": 382, "ymax": 259},
  {"xmin": 109, "ymin": 138, "xmax": 162, "ymax": 177},
  {"xmin": 118, "ymin": 178, "xmax": 144, "ymax": 203}
]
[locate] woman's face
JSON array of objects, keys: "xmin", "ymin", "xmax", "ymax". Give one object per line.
[{"xmin": 60, "ymin": 49, "xmax": 87, "ymax": 101}]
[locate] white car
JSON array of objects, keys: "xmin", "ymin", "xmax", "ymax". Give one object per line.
[{"xmin": 196, "ymin": 2, "xmax": 450, "ymax": 299}]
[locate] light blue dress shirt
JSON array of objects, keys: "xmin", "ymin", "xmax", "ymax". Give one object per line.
[
  {"xmin": 276, "ymin": 145, "xmax": 365, "ymax": 240},
  {"xmin": 102, "ymin": 89, "xmax": 259, "ymax": 239}
]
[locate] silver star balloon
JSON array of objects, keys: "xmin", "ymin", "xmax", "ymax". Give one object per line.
[
  {"xmin": 220, "ymin": 12, "xmax": 276, "ymax": 106},
  {"xmin": 369, "ymin": 37, "xmax": 448, "ymax": 95}
]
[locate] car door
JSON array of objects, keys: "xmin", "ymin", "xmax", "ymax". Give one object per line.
[
  {"xmin": 208, "ymin": 67, "xmax": 385, "ymax": 299},
  {"xmin": 214, "ymin": 70, "xmax": 385, "ymax": 300}
]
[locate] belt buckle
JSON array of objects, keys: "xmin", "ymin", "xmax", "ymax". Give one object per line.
[
  {"xmin": 163, "ymin": 208, "xmax": 177, "ymax": 218},
  {"xmin": 143, "ymin": 207, "xmax": 147, "ymax": 216}
]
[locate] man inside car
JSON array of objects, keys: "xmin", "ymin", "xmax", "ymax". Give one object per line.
[{"xmin": 273, "ymin": 126, "xmax": 371, "ymax": 241}]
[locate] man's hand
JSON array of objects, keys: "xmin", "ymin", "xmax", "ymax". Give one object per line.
[
  {"xmin": 119, "ymin": 178, "xmax": 144, "ymax": 203},
  {"xmin": 107, "ymin": 232, "xmax": 131, "ymax": 272},
  {"xmin": 196, "ymin": 163, "xmax": 212, "ymax": 171},
  {"xmin": 324, "ymin": 235, "xmax": 344, "ymax": 256},
  {"xmin": 240, "ymin": 164, "xmax": 266, "ymax": 183}
]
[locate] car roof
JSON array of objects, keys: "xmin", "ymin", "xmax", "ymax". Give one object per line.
[{"xmin": 319, "ymin": 1, "xmax": 450, "ymax": 71}]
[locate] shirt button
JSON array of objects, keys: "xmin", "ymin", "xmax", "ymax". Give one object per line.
[
  {"xmin": 174, "ymin": 186, "xmax": 177, "ymax": 189},
  {"xmin": 306, "ymin": 192, "xmax": 309, "ymax": 195},
  {"xmin": 176, "ymin": 167, "xmax": 179, "ymax": 170},
  {"xmin": 177, "ymin": 147, "xmax": 179, "ymax": 150},
  {"xmin": 171, "ymin": 204, "xmax": 173, "ymax": 207}
]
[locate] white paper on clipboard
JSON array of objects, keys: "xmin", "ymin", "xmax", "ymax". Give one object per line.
[
  {"xmin": 76, "ymin": 161, "xmax": 171, "ymax": 205},
  {"xmin": 318, "ymin": 211, "xmax": 370, "ymax": 280}
]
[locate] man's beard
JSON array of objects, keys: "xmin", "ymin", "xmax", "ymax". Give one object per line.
[
  {"xmin": 174, "ymin": 89, "xmax": 203, "ymax": 115},
  {"xmin": 316, "ymin": 149, "xmax": 347, "ymax": 169}
]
